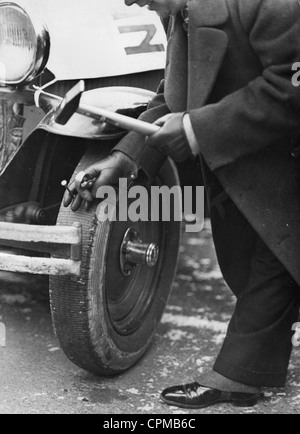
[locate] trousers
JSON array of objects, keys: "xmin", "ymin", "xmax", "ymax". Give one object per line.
[{"xmin": 206, "ymin": 168, "xmax": 300, "ymax": 387}]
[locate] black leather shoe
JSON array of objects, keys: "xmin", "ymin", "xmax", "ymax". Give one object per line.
[{"xmin": 161, "ymin": 382, "xmax": 263, "ymax": 409}]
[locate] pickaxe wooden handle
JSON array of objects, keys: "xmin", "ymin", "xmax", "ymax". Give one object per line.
[{"xmin": 37, "ymin": 80, "xmax": 160, "ymax": 136}]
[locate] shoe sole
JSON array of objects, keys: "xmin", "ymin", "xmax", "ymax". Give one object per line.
[{"xmin": 160, "ymin": 395, "xmax": 261, "ymax": 410}]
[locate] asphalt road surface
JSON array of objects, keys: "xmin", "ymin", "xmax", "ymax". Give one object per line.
[{"xmin": 0, "ymin": 222, "xmax": 299, "ymax": 414}]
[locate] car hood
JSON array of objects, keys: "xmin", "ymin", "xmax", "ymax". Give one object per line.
[{"xmin": 9, "ymin": 0, "xmax": 167, "ymax": 80}]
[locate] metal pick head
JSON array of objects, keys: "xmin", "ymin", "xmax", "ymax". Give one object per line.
[{"xmin": 55, "ymin": 80, "xmax": 85, "ymax": 125}]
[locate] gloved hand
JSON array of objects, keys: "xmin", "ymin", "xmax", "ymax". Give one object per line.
[
  {"xmin": 63, "ymin": 151, "xmax": 138, "ymax": 212},
  {"xmin": 146, "ymin": 113, "xmax": 193, "ymax": 163}
]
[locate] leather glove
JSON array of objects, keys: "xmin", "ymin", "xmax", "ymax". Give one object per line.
[
  {"xmin": 63, "ymin": 151, "xmax": 138, "ymax": 212},
  {"xmin": 146, "ymin": 113, "xmax": 193, "ymax": 163}
]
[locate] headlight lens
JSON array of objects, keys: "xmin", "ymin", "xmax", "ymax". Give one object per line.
[{"xmin": 0, "ymin": 2, "xmax": 50, "ymax": 86}]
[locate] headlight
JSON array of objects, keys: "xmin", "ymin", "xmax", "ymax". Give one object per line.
[{"xmin": 0, "ymin": 2, "xmax": 50, "ymax": 86}]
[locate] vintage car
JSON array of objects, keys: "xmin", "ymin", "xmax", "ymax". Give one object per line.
[{"xmin": 0, "ymin": 0, "xmax": 203, "ymax": 375}]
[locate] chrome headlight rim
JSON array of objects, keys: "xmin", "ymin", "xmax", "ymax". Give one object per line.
[{"xmin": 0, "ymin": 1, "xmax": 50, "ymax": 87}]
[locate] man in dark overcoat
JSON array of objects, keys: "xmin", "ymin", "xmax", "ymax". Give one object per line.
[{"xmin": 65, "ymin": 0, "xmax": 300, "ymax": 409}]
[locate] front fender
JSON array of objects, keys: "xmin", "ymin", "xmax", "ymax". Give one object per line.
[
  {"xmin": 35, "ymin": 86, "xmax": 155, "ymax": 140},
  {"xmin": 0, "ymin": 85, "xmax": 155, "ymax": 211}
]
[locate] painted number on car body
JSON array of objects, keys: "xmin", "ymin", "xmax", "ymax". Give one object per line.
[{"xmin": 119, "ymin": 24, "xmax": 165, "ymax": 55}]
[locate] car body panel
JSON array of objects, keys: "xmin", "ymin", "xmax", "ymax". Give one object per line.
[{"xmin": 3, "ymin": 0, "xmax": 167, "ymax": 80}]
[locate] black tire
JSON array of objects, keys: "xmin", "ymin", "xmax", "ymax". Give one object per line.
[{"xmin": 49, "ymin": 145, "xmax": 181, "ymax": 375}]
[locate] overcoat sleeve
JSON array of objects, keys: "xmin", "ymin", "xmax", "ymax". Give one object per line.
[
  {"xmin": 190, "ymin": 0, "xmax": 300, "ymax": 171},
  {"xmin": 113, "ymin": 80, "xmax": 170, "ymax": 178}
]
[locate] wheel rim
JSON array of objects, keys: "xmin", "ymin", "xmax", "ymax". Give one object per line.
[
  {"xmin": 105, "ymin": 216, "xmax": 166, "ymax": 336},
  {"xmin": 103, "ymin": 176, "xmax": 174, "ymax": 336}
]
